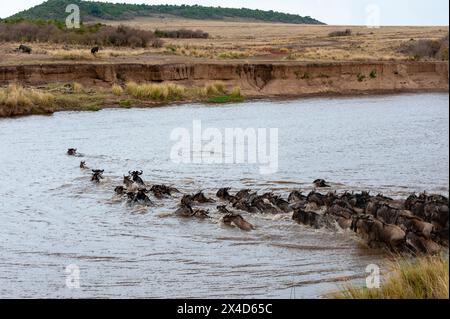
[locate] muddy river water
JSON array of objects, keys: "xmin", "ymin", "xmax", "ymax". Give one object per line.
[{"xmin": 0, "ymin": 93, "xmax": 448, "ymax": 298}]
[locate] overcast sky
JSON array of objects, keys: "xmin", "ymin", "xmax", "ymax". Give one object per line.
[{"xmin": 1, "ymin": 0, "xmax": 449, "ymax": 25}]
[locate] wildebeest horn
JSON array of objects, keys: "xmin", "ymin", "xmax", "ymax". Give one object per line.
[{"xmin": 139, "ymin": 170, "xmax": 143, "ymax": 175}]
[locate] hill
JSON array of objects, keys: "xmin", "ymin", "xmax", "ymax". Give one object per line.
[{"xmin": 8, "ymin": 0, "xmax": 324, "ymax": 25}]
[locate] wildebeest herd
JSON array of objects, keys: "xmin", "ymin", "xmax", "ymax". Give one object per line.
[
  {"xmin": 16, "ymin": 44, "xmax": 100, "ymax": 56},
  {"xmin": 68, "ymin": 148, "xmax": 449, "ymax": 255}
]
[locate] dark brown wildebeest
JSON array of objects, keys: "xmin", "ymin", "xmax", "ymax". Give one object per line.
[
  {"xmin": 80, "ymin": 161, "xmax": 88, "ymax": 169},
  {"xmin": 129, "ymin": 170, "xmax": 145, "ymax": 185},
  {"xmin": 217, "ymin": 188, "xmax": 234, "ymax": 202},
  {"xmin": 91, "ymin": 46, "xmax": 99, "ymax": 55},
  {"xmin": 313, "ymin": 179, "xmax": 330, "ymax": 188},
  {"xmin": 18, "ymin": 45, "xmax": 32, "ymax": 54},
  {"xmin": 217, "ymin": 206, "xmax": 254, "ymax": 231},
  {"xmin": 91, "ymin": 170, "xmax": 104, "ymax": 183},
  {"xmin": 192, "ymin": 191, "xmax": 215, "ymax": 203},
  {"xmin": 351, "ymin": 215, "xmax": 406, "ymax": 250}
]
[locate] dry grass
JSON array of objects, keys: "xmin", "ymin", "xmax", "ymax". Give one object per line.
[
  {"xmin": 72, "ymin": 82, "xmax": 84, "ymax": 93},
  {"xmin": 0, "ymin": 21, "xmax": 447, "ymax": 65},
  {"xmin": 104, "ymin": 17, "xmax": 449, "ymax": 62},
  {"xmin": 47, "ymin": 48, "xmax": 149, "ymax": 61},
  {"xmin": 230, "ymin": 86, "xmax": 242, "ymax": 98},
  {"xmin": 0, "ymin": 84, "xmax": 55, "ymax": 116},
  {"xmin": 125, "ymin": 81, "xmax": 240, "ymax": 102},
  {"xmin": 336, "ymin": 255, "xmax": 449, "ymax": 299},
  {"xmin": 125, "ymin": 82, "xmax": 186, "ymax": 100},
  {"xmin": 111, "ymin": 84, "xmax": 124, "ymax": 96}
]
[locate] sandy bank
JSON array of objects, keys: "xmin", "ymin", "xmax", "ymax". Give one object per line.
[
  {"xmin": 1, "ymin": 61, "xmax": 448, "ymax": 95},
  {"xmin": 0, "ymin": 61, "xmax": 448, "ymax": 117}
]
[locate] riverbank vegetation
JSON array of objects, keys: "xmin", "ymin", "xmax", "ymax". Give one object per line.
[
  {"xmin": 123, "ymin": 81, "xmax": 243, "ymax": 103},
  {"xmin": 398, "ymin": 34, "xmax": 449, "ymax": 61},
  {"xmin": 0, "ymin": 82, "xmax": 245, "ymax": 117},
  {"xmin": 336, "ymin": 255, "xmax": 449, "ymax": 299},
  {"xmin": 0, "ymin": 20, "xmax": 161, "ymax": 48},
  {"xmin": 0, "ymin": 84, "xmax": 55, "ymax": 117}
]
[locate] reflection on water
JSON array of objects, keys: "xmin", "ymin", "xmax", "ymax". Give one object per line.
[{"xmin": 0, "ymin": 93, "xmax": 448, "ymax": 298}]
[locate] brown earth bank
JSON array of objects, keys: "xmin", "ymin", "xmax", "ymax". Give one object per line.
[{"xmin": 0, "ymin": 60, "xmax": 448, "ymax": 117}]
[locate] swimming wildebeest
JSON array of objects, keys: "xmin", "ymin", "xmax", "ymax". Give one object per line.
[
  {"xmin": 129, "ymin": 171, "xmax": 145, "ymax": 186},
  {"xmin": 18, "ymin": 44, "xmax": 32, "ymax": 54},
  {"xmin": 114, "ymin": 186, "xmax": 126, "ymax": 195},
  {"xmin": 174, "ymin": 201, "xmax": 210, "ymax": 219},
  {"xmin": 217, "ymin": 206, "xmax": 255, "ymax": 231},
  {"xmin": 67, "ymin": 148, "xmax": 77, "ymax": 156},
  {"xmin": 150, "ymin": 184, "xmax": 179, "ymax": 199},
  {"xmin": 192, "ymin": 191, "xmax": 215, "ymax": 203},
  {"xmin": 80, "ymin": 161, "xmax": 88, "ymax": 169},
  {"xmin": 91, "ymin": 46, "xmax": 99, "ymax": 55},
  {"xmin": 313, "ymin": 179, "xmax": 331, "ymax": 188},
  {"xmin": 133, "ymin": 188, "xmax": 154, "ymax": 205},
  {"xmin": 351, "ymin": 215, "xmax": 406, "ymax": 250},
  {"xmin": 217, "ymin": 188, "xmax": 234, "ymax": 202},
  {"xmin": 91, "ymin": 170, "xmax": 104, "ymax": 183}
]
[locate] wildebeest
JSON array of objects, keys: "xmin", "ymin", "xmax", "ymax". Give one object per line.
[
  {"xmin": 221, "ymin": 213, "xmax": 255, "ymax": 231},
  {"xmin": 193, "ymin": 209, "xmax": 210, "ymax": 219},
  {"xmin": 18, "ymin": 44, "xmax": 32, "ymax": 54},
  {"xmin": 192, "ymin": 191, "xmax": 215, "ymax": 203},
  {"xmin": 67, "ymin": 148, "xmax": 77, "ymax": 156},
  {"xmin": 114, "ymin": 186, "xmax": 126, "ymax": 195},
  {"xmin": 218, "ymin": 206, "xmax": 254, "ymax": 231},
  {"xmin": 133, "ymin": 188, "xmax": 153, "ymax": 205},
  {"xmin": 351, "ymin": 215, "xmax": 406, "ymax": 250},
  {"xmin": 80, "ymin": 161, "xmax": 88, "ymax": 169},
  {"xmin": 288, "ymin": 190, "xmax": 307, "ymax": 203},
  {"xmin": 181, "ymin": 194, "xmax": 194, "ymax": 206},
  {"xmin": 91, "ymin": 46, "xmax": 99, "ymax": 55},
  {"xmin": 292, "ymin": 206, "xmax": 334, "ymax": 229},
  {"xmin": 91, "ymin": 170, "xmax": 104, "ymax": 183},
  {"xmin": 129, "ymin": 171, "xmax": 145, "ymax": 185},
  {"xmin": 150, "ymin": 184, "xmax": 179, "ymax": 197},
  {"xmin": 217, "ymin": 188, "xmax": 234, "ymax": 202},
  {"xmin": 314, "ymin": 179, "xmax": 331, "ymax": 188},
  {"xmin": 262, "ymin": 193, "xmax": 292, "ymax": 213},
  {"xmin": 174, "ymin": 203, "xmax": 194, "ymax": 217}
]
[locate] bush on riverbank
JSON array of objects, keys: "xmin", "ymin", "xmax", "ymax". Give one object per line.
[
  {"xmin": 398, "ymin": 34, "xmax": 449, "ymax": 61},
  {"xmin": 0, "ymin": 84, "xmax": 55, "ymax": 116},
  {"xmin": 0, "ymin": 20, "xmax": 160, "ymax": 48},
  {"xmin": 155, "ymin": 29, "xmax": 209, "ymax": 39},
  {"xmin": 336, "ymin": 255, "xmax": 449, "ymax": 299},
  {"xmin": 329, "ymin": 29, "xmax": 352, "ymax": 37}
]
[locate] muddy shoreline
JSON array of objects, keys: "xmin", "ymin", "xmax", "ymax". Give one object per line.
[{"xmin": 0, "ymin": 60, "xmax": 448, "ymax": 117}]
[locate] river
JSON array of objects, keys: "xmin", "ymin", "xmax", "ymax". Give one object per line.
[{"xmin": 0, "ymin": 93, "xmax": 448, "ymax": 298}]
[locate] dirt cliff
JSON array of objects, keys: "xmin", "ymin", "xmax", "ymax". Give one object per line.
[{"xmin": 0, "ymin": 61, "xmax": 448, "ymax": 97}]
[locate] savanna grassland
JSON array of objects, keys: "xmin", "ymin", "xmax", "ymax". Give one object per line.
[
  {"xmin": 0, "ymin": 17, "xmax": 448, "ymax": 65},
  {"xmin": 0, "ymin": 17, "xmax": 448, "ymax": 117}
]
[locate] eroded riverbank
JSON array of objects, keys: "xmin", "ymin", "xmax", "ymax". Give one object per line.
[{"xmin": 0, "ymin": 60, "xmax": 448, "ymax": 117}]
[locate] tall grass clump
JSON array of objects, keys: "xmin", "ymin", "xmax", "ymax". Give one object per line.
[
  {"xmin": 111, "ymin": 84, "xmax": 124, "ymax": 96},
  {"xmin": 230, "ymin": 86, "xmax": 242, "ymax": 98},
  {"xmin": 125, "ymin": 82, "xmax": 186, "ymax": 101},
  {"xmin": 204, "ymin": 82, "xmax": 226, "ymax": 96},
  {"xmin": 336, "ymin": 255, "xmax": 449, "ymax": 299},
  {"xmin": 0, "ymin": 84, "xmax": 55, "ymax": 117},
  {"xmin": 72, "ymin": 82, "xmax": 84, "ymax": 93}
]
